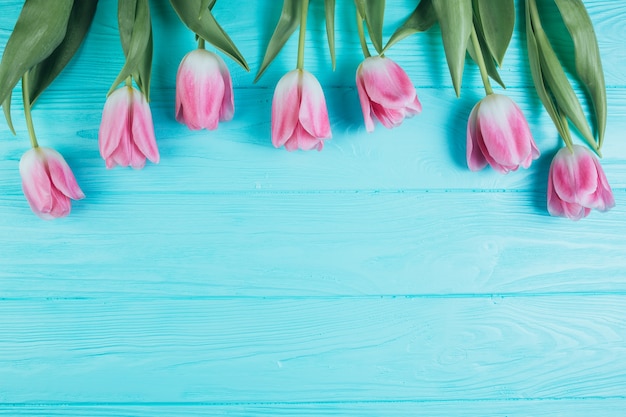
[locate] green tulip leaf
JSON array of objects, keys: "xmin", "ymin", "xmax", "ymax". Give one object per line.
[
  {"xmin": 325, "ymin": 0, "xmax": 336, "ymax": 70},
  {"xmin": 170, "ymin": 0, "xmax": 248, "ymax": 71},
  {"xmin": 467, "ymin": 22, "xmax": 505, "ymax": 89},
  {"xmin": 2, "ymin": 95, "xmax": 15, "ymax": 135},
  {"xmin": 134, "ymin": 30, "xmax": 153, "ymax": 101},
  {"xmin": 27, "ymin": 0, "xmax": 98, "ymax": 105},
  {"xmin": 110, "ymin": 0, "xmax": 152, "ymax": 96},
  {"xmin": 254, "ymin": 0, "xmax": 302, "ymax": 82},
  {"xmin": 200, "ymin": 0, "xmax": 216, "ymax": 16},
  {"xmin": 432, "ymin": 0, "xmax": 472, "ymax": 97},
  {"xmin": 474, "ymin": 0, "xmax": 514, "ymax": 67},
  {"xmin": 385, "ymin": 0, "xmax": 436, "ymax": 52},
  {"xmin": 355, "ymin": 0, "xmax": 385, "ymax": 55},
  {"xmin": 525, "ymin": 1, "xmax": 572, "ymax": 145},
  {"xmin": 0, "ymin": 0, "xmax": 74, "ymax": 109},
  {"xmin": 528, "ymin": 0, "xmax": 596, "ymax": 150},
  {"xmin": 554, "ymin": 0, "xmax": 606, "ymax": 148}
]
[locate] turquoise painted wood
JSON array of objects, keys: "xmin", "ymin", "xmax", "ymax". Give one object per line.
[{"xmin": 1, "ymin": 0, "xmax": 625, "ymax": 415}]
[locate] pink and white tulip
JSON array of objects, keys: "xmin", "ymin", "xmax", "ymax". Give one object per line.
[
  {"xmin": 19, "ymin": 147, "xmax": 85, "ymax": 220},
  {"xmin": 547, "ymin": 145, "xmax": 614, "ymax": 220},
  {"xmin": 272, "ymin": 69, "xmax": 331, "ymax": 151},
  {"xmin": 467, "ymin": 93, "xmax": 539, "ymax": 173},
  {"xmin": 99, "ymin": 86, "xmax": 160, "ymax": 169},
  {"xmin": 356, "ymin": 56, "xmax": 422, "ymax": 132},
  {"xmin": 176, "ymin": 49, "xmax": 234, "ymax": 130}
]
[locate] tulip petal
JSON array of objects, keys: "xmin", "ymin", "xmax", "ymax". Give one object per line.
[
  {"xmin": 294, "ymin": 124, "xmax": 323, "ymax": 151},
  {"xmin": 20, "ymin": 149, "xmax": 53, "ymax": 215},
  {"xmin": 370, "ymin": 102, "xmax": 405, "ymax": 129},
  {"xmin": 272, "ymin": 70, "xmax": 301, "ymax": 148},
  {"xmin": 360, "ymin": 56, "xmax": 417, "ymax": 109},
  {"xmin": 99, "ymin": 87, "xmax": 131, "ymax": 160},
  {"xmin": 299, "ymin": 70, "xmax": 331, "ymax": 139},
  {"xmin": 130, "ymin": 89, "xmax": 159, "ymax": 164},
  {"xmin": 48, "ymin": 186, "xmax": 72, "ymax": 219},
  {"xmin": 466, "ymin": 104, "xmax": 488, "ymax": 171},
  {"xmin": 356, "ymin": 66, "xmax": 375, "ymax": 132},
  {"xmin": 42, "ymin": 148, "xmax": 84, "ymax": 200},
  {"xmin": 216, "ymin": 53, "xmax": 235, "ymax": 122}
]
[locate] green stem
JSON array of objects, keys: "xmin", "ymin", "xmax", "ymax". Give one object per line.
[
  {"xmin": 125, "ymin": 76, "xmax": 132, "ymax": 88},
  {"xmin": 356, "ymin": 9, "xmax": 371, "ymax": 58},
  {"xmin": 198, "ymin": 36, "xmax": 205, "ymax": 50},
  {"xmin": 558, "ymin": 112, "xmax": 575, "ymax": 153},
  {"xmin": 470, "ymin": 24, "xmax": 493, "ymax": 96},
  {"xmin": 21, "ymin": 72, "xmax": 39, "ymax": 149},
  {"xmin": 296, "ymin": 0, "xmax": 309, "ymax": 70}
]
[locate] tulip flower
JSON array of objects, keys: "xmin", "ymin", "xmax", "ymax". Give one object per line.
[
  {"xmin": 467, "ymin": 93, "xmax": 539, "ymax": 173},
  {"xmin": 99, "ymin": 86, "xmax": 160, "ymax": 169},
  {"xmin": 19, "ymin": 147, "xmax": 85, "ymax": 220},
  {"xmin": 176, "ymin": 49, "xmax": 234, "ymax": 130},
  {"xmin": 356, "ymin": 56, "xmax": 422, "ymax": 132},
  {"xmin": 547, "ymin": 145, "xmax": 614, "ymax": 220},
  {"xmin": 272, "ymin": 69, "xmax": 331, "ymax": 151}
]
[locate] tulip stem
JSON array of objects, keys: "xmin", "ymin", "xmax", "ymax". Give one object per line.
[
  {"xmin": 470, "ymin": 25, "xmax": 493, "ymax": 96},
  {"xmin": 296, "ymin": 0, "xmax": 309, "ymax": 70},
  {"xmin": 125, "ymin": 76, "xmax": 132, "ymax": 88},
  {"xmin": 21, "ymin": 72, "xmax": 39, "ymax": 149},
  {"xmin": 197, "ymin": 37, "xmax": 205, "ymax": 50},
  {"xmin": 356, "ymin": 10, "xmax": 371, "ymax": 58}
]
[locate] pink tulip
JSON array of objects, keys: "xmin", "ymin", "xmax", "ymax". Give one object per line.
[
  {"xmin": 176, "ymin": 49, "xmax": 234, "ymax": 130},
  {"xmin": 467, "ymin": 93, "xmax": 539, "ymax": 173},
  {"xmin": 19, "ymin": 147, "xmax": 85, "ymax": 220},
  {"xmin": 356, "ymin": 56, "xmax": 422, "ymax": 132},
  {"xmin": 547, "ymin": 145, "xmax": 614, "ymax": 220},
  {"xmin": 272, "ymin": 69, "xmax": 331, "ymax": 151},
  {"xmin": 99, "ymin": 86, "xmax": 160, "ymax": 169}
]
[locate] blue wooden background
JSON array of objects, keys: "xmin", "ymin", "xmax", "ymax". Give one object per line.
[{"xmin": 1, "ymin": 0, "xmax": 626, "ymax": 415}]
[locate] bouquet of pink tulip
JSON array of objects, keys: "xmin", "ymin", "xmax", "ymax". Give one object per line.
[{"xmin": 0, "ymin": 0, "xmax": 614, "ymax": 221}]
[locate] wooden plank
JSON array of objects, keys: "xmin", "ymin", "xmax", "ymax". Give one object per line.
[
  {"xmin": 0, "ymin": 191, "xmax": 625, "ymax": 297},
  {"xmin": 2, "ymin": 399, "xmax": 626, "ymax": 416},
  {"xmin": 2, "ymin": 87, "xmax": 626, "ymax": 195},
  {"xmin": 1, "ymin": 296, "xmax": 626, "ymax": 402}
]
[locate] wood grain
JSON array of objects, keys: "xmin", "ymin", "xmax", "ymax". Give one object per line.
[
  {"xmin": 2, "ymin": 400, "xmax": 626, "ymax": 417},
  {"xmin": 0, "ymin": 191, "xmax": 625, "ymax": 297},
  {"xmin": 2, "ymin": 296, "xmax": 626, "ymax": 403}
]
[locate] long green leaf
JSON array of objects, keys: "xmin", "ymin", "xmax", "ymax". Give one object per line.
[
  {"xmin": 529, "ymin": 0, "xmax": 596, "ymax": 150},
  {"xmin": 2, "ymin": 96, "xmax": 15, "ymax": 135},
  {"xmin": 0, "ymin": 0, "xmax": 74, "ymax": 107},
  {"xmin": 355, "ymin": 0, "xmax": 385, "ymax": 55},
  {"xmin": 467, "ymin": 21, "xmax": 505, "ymax": 89},
  {"xmin": 254, "ymin": 0, "xmax": 302, "ymax": 82},
  {"xmin": 525, "ymin": 0, "xmax": 571, "ymax": 145},
  {"xmin": 553, "ymin": 0, "xmax": 606, "ymax": 148},
  {"xmin": 385, "ymin": 0, "xmax": 436, "ymax": 52},
  {"xmin": 134, "ymin": 30, "xmax": 153, "ymax": 101},
  {"xmin": 170, "ymin": 0, "xmax": 249, "ymax": 71},
  {"xmin": 27, "ymin": 0, "xmax": 98, "ymax": 104},
  {"xmin": 432, "ymin": 0, "xmax": 472, "ymax": 97},
  {"xmin": 109, "ymin": 0, "xmax": 152, "ymax": 96},
  {"xmin": 325, "ymin": 0, "xmax": 335, "ymax": 70},
  {"xmin": 474, "ymin": 0, "xmax": 514, "ymax": 66}
]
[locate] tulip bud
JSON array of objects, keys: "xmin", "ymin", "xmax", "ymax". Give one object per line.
[
  {"xmin": 356, "ymin": 56, "xmax": 422, "ymax": 132},
  {"xmin": 272, "ymin": 69, "xmax": 332, "ymax": 151},
  {"xmin": 467, "ymin": 94, "xmax": 539, "ymax": 173},
  {"xmin": 98, "ymin": 86, "xmax": 160, "ymax": 169},
  {"xmin": 548, "ymin": 145, "xmax": 614, "ymax": 220},
  {"xmin": 175, "ymin": 49, "xmax": 234, "ymax": 130},
  {"xmin": 19, "ymin": 147, "xmax": 85, "ymax": 220}
]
